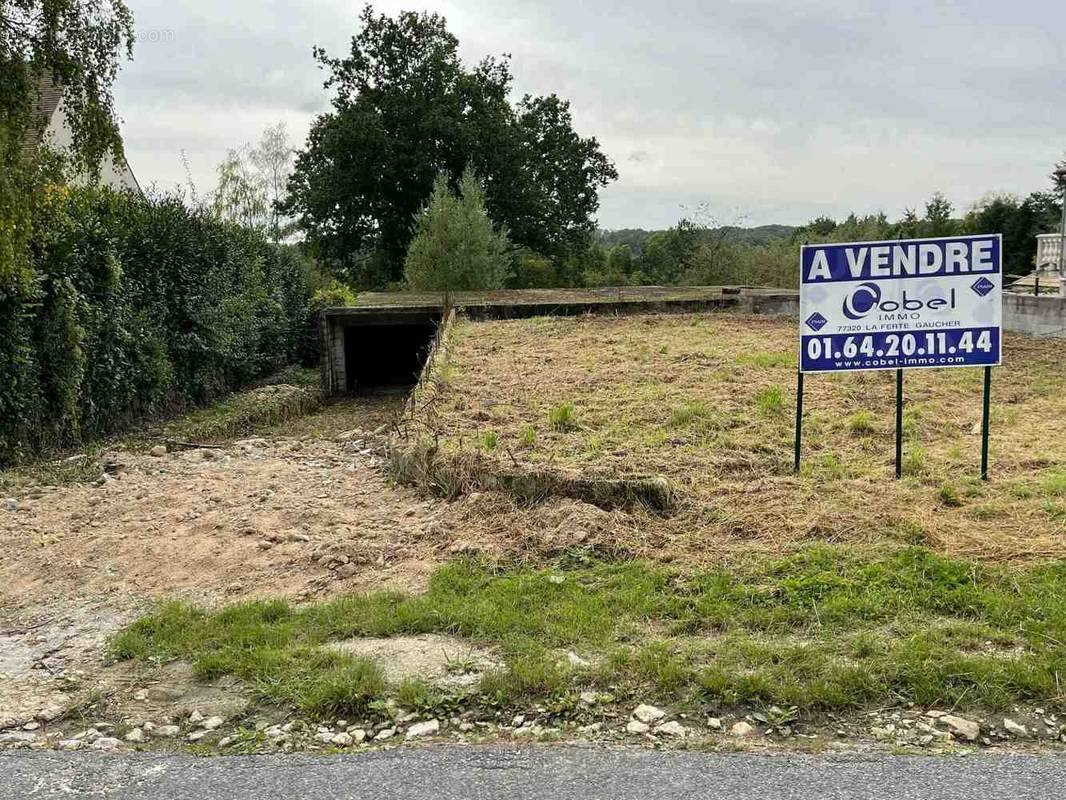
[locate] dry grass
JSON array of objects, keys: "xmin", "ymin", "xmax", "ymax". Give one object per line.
[{"xmin": 413, "ymin": 313, "xmax": 1066, "ymax": 565}]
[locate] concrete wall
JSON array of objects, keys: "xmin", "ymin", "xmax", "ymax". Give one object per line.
[
  {"xmin": 320, "ymin": 315, "xmax": 347, "ymax": 396},
  {"xmin": 1004, "ymin": 293, "xmax": 1066, "ymax": 337}
]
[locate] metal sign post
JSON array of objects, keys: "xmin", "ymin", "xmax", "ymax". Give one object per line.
[
  {"xmin": 981, "ymin": 366, "xmax": 992, "ymax": 480},
  {"xmin": 793, "ymin": 371, "xmax": 804, "ymax": 473},
  {"xmin": 795, "ymin": 234, "xmax": 1003, "ymax": 480},
  {"xmin": 895, "ymin": 369, "xmax": 904, "ymax": 480}
]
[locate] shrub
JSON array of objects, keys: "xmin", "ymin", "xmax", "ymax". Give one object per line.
[
  {"xmin": 0, "ymin": 185, "xmax": 310, "ymax": 464},
  {"xmin": 309, "ymin": 280, "xmax": 357, "ymax": 312}
]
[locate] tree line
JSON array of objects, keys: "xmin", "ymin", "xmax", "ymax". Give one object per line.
[{"xmin": 585, "ymin": 190, "xmax": 1063, "ymax": 291}]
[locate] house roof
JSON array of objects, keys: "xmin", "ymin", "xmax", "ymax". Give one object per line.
[{"xmin": 21, "ymin": 72, "xmax": 64, "ymax": 157}]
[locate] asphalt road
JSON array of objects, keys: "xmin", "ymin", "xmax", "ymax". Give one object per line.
[{"xmin": 3, "ymin": 745, "xmax": 1065, "ymax": 800}]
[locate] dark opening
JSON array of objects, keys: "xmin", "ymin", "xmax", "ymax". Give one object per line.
[{"xmin": 343, "ymin": 321, "xmax": 438, "ymax": 391}]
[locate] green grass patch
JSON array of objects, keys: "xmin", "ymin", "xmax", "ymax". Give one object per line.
[
  {"xmin": 112, "ymin": 547, "xmax": 1066, "ymax": 717},
  {"xmin": 755, "ymin": 386, "xmax": 785, "ymax": 417},
  {"xmin": 1041, "ymin": 469, "xmax": 1066, "ymax": 498},
  {"xmin": 669, "ymin": 402, "xmax": 708, "ymax": 428},
  {"xmin": 938, "ymin": 483, "xmax": 963, "ymax": 508},
  {"xmin": 519, "ymin": 426, "xmax": 537, "ymax": 448},
  {"xmin": 848, "ymin": 410, "xmax": 874, "ymax": 436},
  {"xmin": 548, "ymin": 403, "xmax": 578, "ymax": 431}
]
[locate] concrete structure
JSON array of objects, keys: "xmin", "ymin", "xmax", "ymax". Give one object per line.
[
  {"xmin": 1035, "ymin": 233, "xmax": 1063, "ymax": 271},
  {"xmin": 321, "ymin": 287, "xmax": 798, "ymax": 396},
  {"xmin": 320, "ymin": 285, "xmax": 1066, "ymax": 396},
  {"xmin": 1003, "ymin": 293, "xmax": 1066, "ymax": 337},
  {"xmin": 1010, "ymin": 234, "xmax": 1063, "ymax": 296},
  {"xmin": 23, "ymin": 73, "xmax": 141, "ymax": 194}
]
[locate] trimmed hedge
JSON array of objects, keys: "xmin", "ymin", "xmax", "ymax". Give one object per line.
[{"xmin": 0, "ymin": 185, "xmax": 310, "ymax": 464}]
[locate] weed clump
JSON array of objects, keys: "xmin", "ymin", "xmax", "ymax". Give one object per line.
[
  {"xmin": 519, "ymin": 426, "xmax": 536, "ymax": 447},
  {"xmin": 848, "ymin": 410, "xmax": 874, "ymax": 435},
  {"xmin": 549, "ymin": 403, "xmax": 578, "ymax": 431},
  {"xmin": 669, "ymin": 402, "xmax": 708, "ymax": 428},
  {"xmin": 938, "ymin": 484, "xmax": 963, "ymax": 507}
]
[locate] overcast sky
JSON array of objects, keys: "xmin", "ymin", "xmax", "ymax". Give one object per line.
[{"xmin": 116, "ymin": 0, "xmax": 1066, "ymax": 230}]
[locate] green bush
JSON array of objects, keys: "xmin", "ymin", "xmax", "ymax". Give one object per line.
[
  {"xmin": 0, "ymin": 184, "xmax": 310, "ymax": 464},
  {"xmin": 309, "ymin": 280, "xmax": 357, "ymax": 312}
]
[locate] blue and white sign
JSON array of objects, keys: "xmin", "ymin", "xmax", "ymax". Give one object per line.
[{"xmin": 799, "ymin": 235, "xmax": 1002, "ymax": 373}]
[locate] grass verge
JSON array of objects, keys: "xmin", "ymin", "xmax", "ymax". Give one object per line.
[{"xmin": 112, "ymin": 546, "xmax": 1066, "ymax": 720}]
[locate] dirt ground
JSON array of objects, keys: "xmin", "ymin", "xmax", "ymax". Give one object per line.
[
  {"xmin": 0, "ymin": 392, "xmax": 628, "ymax": 733},
  {"xmin": 1, "ymin": 427, "xmax": 436, "ymax": 606},
  {"xmin": 0, "ymin": 395, "xmax": 446, "ymax": 729}
]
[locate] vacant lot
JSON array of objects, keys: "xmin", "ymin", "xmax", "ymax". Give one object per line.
[
  {"xmin": 4, "ymin": 315, "xmax": 1066, "ymax": 755},
  {"xmin": 419, "ymin": 313, "xmax": 1066, "ymax": 564}
]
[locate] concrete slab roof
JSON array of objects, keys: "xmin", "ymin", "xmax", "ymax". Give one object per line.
[{"xmin": 321, "ymin": 286, "xmax": 798, "ymax": 323}]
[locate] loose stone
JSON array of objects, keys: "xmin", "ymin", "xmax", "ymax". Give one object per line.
[
  {"xmin": 405, "ymin": 720, "xmax": 440, "ymax": 739},
  {"xmin": 940, "ymin": 715, "xmax": 980, "ymax": 742},
  {"xmin": 632, "ymin": 704, "xmax": 666, "ymax": 724},
  {"xmin": 657, "ymin": 721, "xmax": 688, "ymax": 738},
  {"xmin": 730, "ymin": 721, "xmax": 757, "ymax": 738},
  {"xmin": 1003, "ymin": 718, "xmax": 1029, "ymax": 738}
]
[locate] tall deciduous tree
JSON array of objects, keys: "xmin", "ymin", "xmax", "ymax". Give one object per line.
[
  {"xmin": 283, "ymin": 5, "xmax": 616, "ymax": 286},
  {"xmin": 210, "ymin": 148, "xmax": 269, "ymax": 231},
  {"xmin": 249, "ymin": 122, "xmax": 295, "ymax": 242},
  {"xmin": 403, "ymin": 169, "xmax": 509, "ymax": 292}
]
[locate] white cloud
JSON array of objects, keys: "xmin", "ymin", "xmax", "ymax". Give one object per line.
[{"xmin": 116, "ymin": 0, "xmax": 1066, "ymax": 228}]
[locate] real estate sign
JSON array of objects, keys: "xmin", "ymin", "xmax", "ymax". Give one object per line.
[{"xmin": 799, "ymin": 235, "xmax": 1002, "ymax": 373}]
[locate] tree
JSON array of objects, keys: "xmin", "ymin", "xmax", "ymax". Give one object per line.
[
  {"xmin": 283, "ymin": 5, "xmax": 616, "ymax": 286},
  {"xmin": 403, "ymin": 169, "xmax": 509, "ymax": 292},
  {"xmin": 964, "ymin": 191, "xmax": 1062, "ymax": 276},
  {"xmin": 921, "ymin": 191, "xmax": 956, "ymax": 237},
  {"xmin": 510, "ymin": 248, "xmax": 556, "ymax": 288},
  {"xmin": 1, "ymin": 1, "xmax": 134, "ymax": 174},
  {"xmin": 249, "ymin": 122, "xmax": 295, "ymax": 242},
  {"xmin": 210, "ymin": 148, "xmax": 269, "ymax": 231},
  {"xmin": 1, "ymin": 0, "xmax": 133, "ymax": 293}
]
